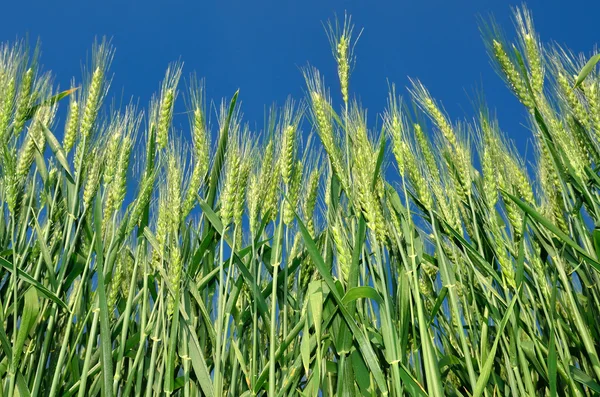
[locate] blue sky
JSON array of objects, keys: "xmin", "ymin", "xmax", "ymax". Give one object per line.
[{"xmin": 1, "ymin": 0, "xmax": 598, "ymax": 162}]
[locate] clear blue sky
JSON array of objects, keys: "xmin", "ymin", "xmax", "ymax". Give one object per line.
[{"xmin": 1, "ymin": 0, "xmax": 598, "ymax": 161}]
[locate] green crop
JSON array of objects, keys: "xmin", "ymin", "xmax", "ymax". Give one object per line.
[{"xmin": 1, "ymin": 6, "xmax": 600, "ymax": 396}]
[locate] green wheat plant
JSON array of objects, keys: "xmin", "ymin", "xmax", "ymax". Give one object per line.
[{"xmin": 2, "ymin": 5, "xmax": 600, "ymax": 396}]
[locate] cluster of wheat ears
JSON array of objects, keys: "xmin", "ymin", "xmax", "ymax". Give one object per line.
[{"xmin": 1, "ymin": 5, "xmax": 600, "ymax": 397}]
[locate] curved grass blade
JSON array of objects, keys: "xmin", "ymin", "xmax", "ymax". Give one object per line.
[
  {"xmin": 570, "ymin": 366, "xmax": 600, "ymax": 394},
  {"xmin": 0, "ymin": 257, "xmax": 68, "ymax": 311},
  {"xmin": 574, "ymin": 54, "xmax": 600, "ymax": 89},
  {"xmin": 473, "ymin": 294, "xmax": 518, "ymax": 397},
  {"xmin": 24, "ymin": 87, "xmax": 78, "ymax": 121},
  {"xmin": 180, "ymin": 304, "xmax": 215, "ymax": 397},
  {"xmin": 341, "ymin": 286, "xmax": 383, "ymax": 305},
  {"xmin": 12, "ymin": 287, "xmax": 39, "ymax": 370},
  {"xmin": 503, "ymin": 190, "xmax": 600, "ymax": 271},
  {"xmin": 40, "ymin": 123, "xmax": 75, "ymax": 184}
]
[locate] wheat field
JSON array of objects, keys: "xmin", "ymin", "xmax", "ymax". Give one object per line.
[{"xmin": 1, "ymin": 5, "xmax": 600, "ymax": 397}]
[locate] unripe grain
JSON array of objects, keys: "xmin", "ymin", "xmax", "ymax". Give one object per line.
[
  {"xmin": 107, "ymin": 136, "xmax": 131, "ymax": 215},
  {"xmin": 389, "ymin": 115, "xmax": 405, "ymax": 175},
  {"xmin": 103, "ymin": 131, "xmax": 121, "ymax": 188},
  {"xmin": 247, "ymin": 172, "xmax": 261, "ymax": 236},
  {"xmin": 234, "ymin": 157, "xmax": 251, "ymax": 229},
  {"xmin": 221, "ymin": 149, "xmax": 240, "ymax": 227},
  {"xmin": 157, "ymin": 88, "xmax": 174, "ymax": 150},
  {"xmin": 331, "ymin": 215, "xmax": 351, "ymax": 283},
  {"xmin": 283, "ymin": 160, "xmax": 302, "ymax": 225},
  {"xmin": 303, "ymin": 169, "xmax": 319, "ymax": 237},
  {"xmin": 414, "ymin": 124, "xmax": 437, "ymax": 176},
  {"xmin": 280, "ymin": 125, "xmax": 296, "ymax": 187},
  {"xmin": 167, "ymin": 244, "xmax": 182, "ymax": 319},
  {"xmin": 337, "ymin": 36, "xmax": 350, "ymax": 104},
  {"xmin": 492, "ymin": 40, "xmax": 533, "ymax": 109},
  {"xmin": 127, "ymin": 171, "xmax": 156, "ymax": 234},
  {"xmin": 0, "ymin": 76, "xmax": 15, "ymax": 137},
  {"xmin": 557, "ymin": 72, "xmax": 589, "ymax": 128},
  {"xmin": 13, "ymin": 68, "xmax": 33, "ymax": 135},
  {"xmin": 63, "ymin": 99, "xmax": 79, "ymax": 153},
  {"xmin": 167, "ymin": 154, "xmax": 182, "ymax": 233},
  {"xmin": 524, "ymin": 33, "xmax": 544, "ymax": 95},
  {"xmin": 81, "ymin": 66, "xmax": 103, "ymax": 139},
  {"xmin": 83, "ymin": 150, "xmax": 103, "ymax": 211}
]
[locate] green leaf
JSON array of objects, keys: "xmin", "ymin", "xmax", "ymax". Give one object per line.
[
  {"xmin": 548, "ymin": 324, "xmax": 557, "ymax": 397},
  {"xmin": 197, "ymin": 195, "xmax": 224, "ymax": 235},
  {"xmin": 427, "ymin": 286, "xmax": 447, "ymax": 327},
  {"xmin": 34, "ymin": 150, "xmax": 48, "ymax": 184},
  {"xmin": 437, "ymin": 215, "xmax": 503, "ymax": 285},
  {"xmin": 187, "ymin": 280, "xmax": 217, "ymax": 347},
  {"xmin": 40, "ymin": 123, "xmax": 75, "ymax": 184},
  {"xmin": 25, "ymin": 87, "xmax": 78, "ymax": 120},
  {"xmin": 12, "ymin": 287, "xmax": 39, "ymax": 370},
  {"xmin": 180, "ymin": 305, "xmax": 215, "ymax": 397},
  {"xmin": 303, "ymin": 370, "xmax": 320, "ymax": 397},
  {"xmin": 30, "ymin": 212, "xmax": 58, "ymax": 289},
  {"xmin": 574, "ymin": 54, "xmax": 600, "ymax": 89},
  {"xmin": 164, "ymin": 304, "xmax": 181, "ymax": 393},
  {"xmin": 473, "ymin": 294, "xmax": 518, "ymax": 397},
  {"xmin": 341, "ymin": 286, "xmax": 383, "ymax": 305},
  {"xmin": 231, "ymin": 339, "xmax": 250, "ymax": 388},
  {"xmin": 338, "ymin": 216, "xmax": 367, "ymax": 354},
  {"xmin": 308, "ymin": 281, "xmax": 323, "ymax": 340},
  {"xmin": 516, "ymin": 215, "xmax": 527, "ymax": 293},
  {"xmin": 301, "ymin": 319, "xmax": 311, "ymax": 376},
  {"xmin": 0, "ymin": 257, "xmax": 68, "ymax": 311},
  {"xmin": 351, "ymin": 350, "xmax": 372, "ymax": 397},
  {"xmin": 593, "ymin": 226, "xmax": 600, "ymax": 259},
  {"xmin": 371, "ymin": 130, "xmax": 385, "ymax": 190},
  {"xmin": 503, "ymin": 190, "xmax": 600, "ymax": 271},
  {"xmin": 0, "ymin": 320, "xmax": 12, "ymax": 358},
  {"xmin": 16, "ymin": 372, "xmax": 32, "ymax": 397},
  {"xmin": 570, "ymin": 365, "xmax": 600, "ymax": 393}
]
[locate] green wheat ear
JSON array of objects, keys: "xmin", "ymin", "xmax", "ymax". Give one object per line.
[{"xmin": 326, "ymin": 12, "xmax": 359, "ymax": 106}]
